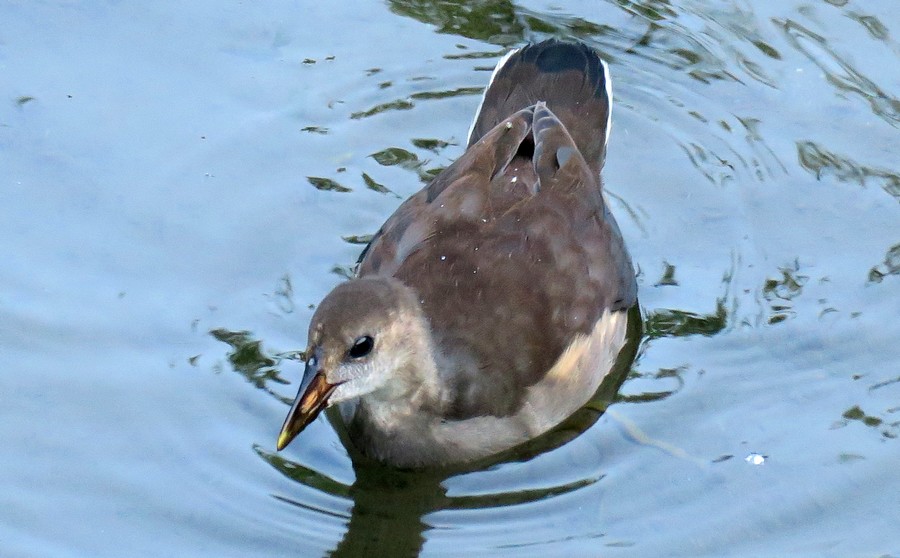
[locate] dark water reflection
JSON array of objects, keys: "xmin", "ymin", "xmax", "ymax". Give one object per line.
[{"xmin": 2, "ymin": 0, "xmax": 899, "ymax": 556}]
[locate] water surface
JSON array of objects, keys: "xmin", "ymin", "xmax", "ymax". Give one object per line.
[{"xmin": 2, "ymin": 0, "xmax": 899, "ymax": 556}]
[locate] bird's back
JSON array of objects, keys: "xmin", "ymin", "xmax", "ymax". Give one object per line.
[{"xmin": 357, "ymin": 40, "xmax": 636, "ymax": 421}]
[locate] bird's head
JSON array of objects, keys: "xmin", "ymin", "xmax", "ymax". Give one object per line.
[{"xmin": 276, "ymin": 276, "xmax": 426, "ymax": 451}]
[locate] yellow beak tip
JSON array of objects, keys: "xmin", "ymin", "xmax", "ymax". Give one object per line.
[{"xmin": 276, "ymin": 431, "xmax": 291, "ymax": 452}]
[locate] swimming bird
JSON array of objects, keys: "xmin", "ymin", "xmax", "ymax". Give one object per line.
[{"xmin": 277, "ymin": 40, "xmax": 637, "ymax": 468}]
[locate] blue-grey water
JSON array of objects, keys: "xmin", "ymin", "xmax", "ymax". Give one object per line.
[{"xmin": 2, "ymin": 1, "xmax": 898, "ymax": 556}]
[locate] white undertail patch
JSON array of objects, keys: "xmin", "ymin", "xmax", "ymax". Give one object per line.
[
  {"xmin": 600, "ymin": 58, "xmax": 613, "ymax": 151},
  {"xmin": 467, "ymin": 47, "xmax": 521, "ymax": 145}
]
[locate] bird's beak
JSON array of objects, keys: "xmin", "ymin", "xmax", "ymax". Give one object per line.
[{"xmin": 276, "ymin": 357, "xmax": 337, "ymax": 451}]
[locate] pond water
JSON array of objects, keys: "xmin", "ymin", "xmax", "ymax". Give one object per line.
[{"xmin": 2, "ymin": 1, "xmax": 899, "ymax": 556}]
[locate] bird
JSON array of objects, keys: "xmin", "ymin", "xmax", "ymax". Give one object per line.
[{"xmin": 277, "ymin": 39, "xmax": 638, "ymax": 468}]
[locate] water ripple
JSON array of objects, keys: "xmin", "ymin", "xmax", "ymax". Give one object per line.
[{"xmin": 779, "ymin": 18, "xmax": 900, "ymax": 128}]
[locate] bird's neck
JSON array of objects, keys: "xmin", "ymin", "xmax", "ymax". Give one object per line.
[
  {"xmin": 364, "ymin": 314, "xmax": 445, "ymax": 419},
  {"xmin": 348, "ymin": 313, "xmax": 451, "ymax": 464}
]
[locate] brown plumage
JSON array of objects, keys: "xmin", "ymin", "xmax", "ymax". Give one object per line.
[{"xmin": 277, "ymin": 40, "xmax": 637, "ymax": 468}]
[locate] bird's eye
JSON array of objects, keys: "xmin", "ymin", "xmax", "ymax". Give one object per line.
[{"xmin": 348, "ymin": 336, "xmax": 374, "ymax": 359}]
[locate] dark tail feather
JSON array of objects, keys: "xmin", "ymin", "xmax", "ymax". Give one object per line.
[{"xmin": 467, "ymin": 39, "xmax": 612, "ymax": 174}]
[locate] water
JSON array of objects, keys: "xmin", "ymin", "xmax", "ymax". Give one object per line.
[{"xmin": 2, "ymin": 1, "xmax": 898, "ymax": 556}]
